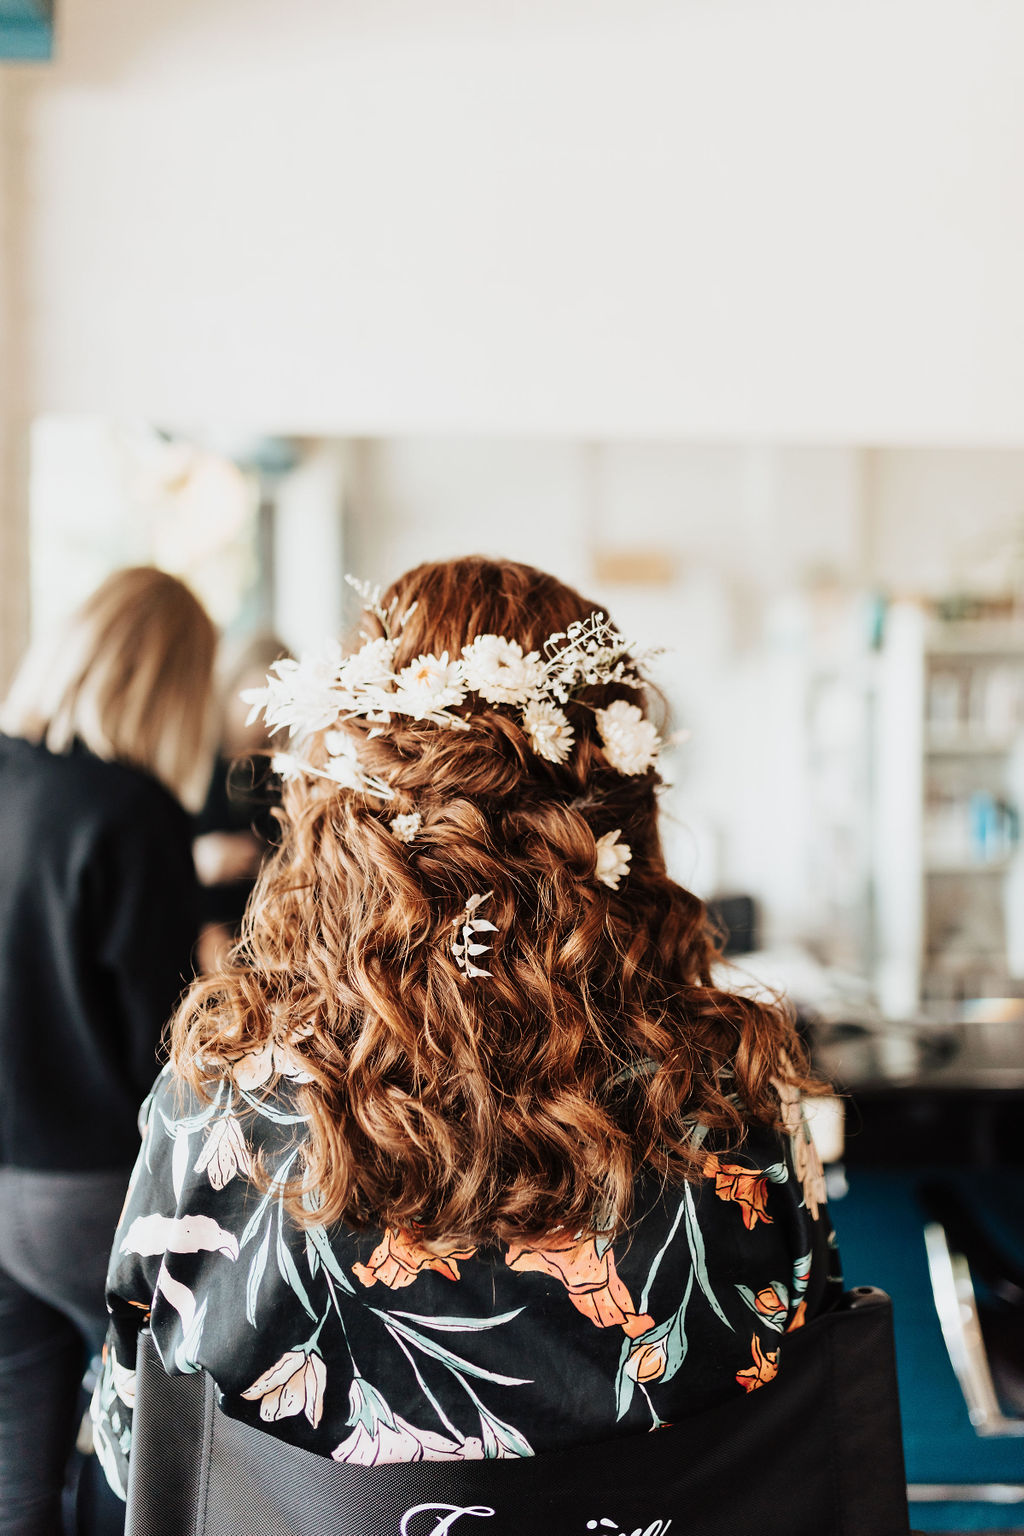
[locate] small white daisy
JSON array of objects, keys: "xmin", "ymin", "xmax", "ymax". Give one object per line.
[
  {"xmin": 392, "ymin": 652, "xmax": 467, "ymax": 719},
  {"xmin": 521, "ymin": 700, "xmax": 575, "ymax": 765},
  {"xmin": 461, "ymin": 635, "xmax": 545, "ymax": 706}
]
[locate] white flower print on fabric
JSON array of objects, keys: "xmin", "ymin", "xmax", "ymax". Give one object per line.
[
  {"xmin": 332, "ymin": 1376, "xmax": 481, "ymax": 1465},
  {"xmin": 120, "ymin": 1212, "xmax": 240, "ymax": 1260},
  {"xmin": 111, "ymin": 1352, "xmax": 137, "ymax": 1409},
  {"xmin": 228, "ymin": 1040, "xmax": 315, "ymax": 1092},
  {"xmin": 594, "ymin": 829, "xmax": 632, "ymax": 890},
  {"xmin": 461, "ymin": 635, "xmax": 545, "ymax": 706},
  {"xmin": 242, "ymin": 1349, "xmax": 327, "ymax": 1428},
  {"xmin": 390, "ymin": 812, "xmax": 422, "ymax": 843},
  {"xmin": 521, "ymin": 700, "xmax": 574, "ymax": 765},
  {"xmin": 194, "ymin": 1115, "xmax": 253, "ymax": 1191},
  {"xmin": 595, "ymin": 700, "xmax": 661, "ymax": 776},
  {"xmin": 451, "ymin": 891, "xmax": 498, "ymax": 980}
]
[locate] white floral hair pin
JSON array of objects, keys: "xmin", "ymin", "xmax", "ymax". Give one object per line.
[
  {"xmin": 242, "ymin": 577, "xmax": 666, "ymax": 799},
  {"xmin": 451, "ymin": 891, "xmax": 498, "ymax": 979},
  {"xmin": 595, "ymin": 829, "xmax": 632, "ymax": 890}
]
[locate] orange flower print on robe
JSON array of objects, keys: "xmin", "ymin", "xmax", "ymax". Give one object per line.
[
  {"xmin": 625, "ymin": 1337, "xmax": 669, "ymax": 1383},
  {"xmin": 352, "ymin": 1229, "xmax": 477, "ymax": 1290},
  {"xmin": 736, "ymin": 1334, "xmax": 780, "ymax": 1393},
  {"xmin": 750, "ymin": 1282, "xmax": 788, "ymax": 1331},
  {"xmin": 787, "ymin": 1299, "xmax": 808, "ymax": 1332},
  {"xmin": 704, "ymin": 1154, "xmax": 773, "ymax": 1231},
  {"xmin": 505, "ymin": 1235, "xmax": 654, "ymax": 1338}
]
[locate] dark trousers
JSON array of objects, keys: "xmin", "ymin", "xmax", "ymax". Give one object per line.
[{"xmin": 0, "ymin": 1168, "xmax": 128, "ymax": 1536}]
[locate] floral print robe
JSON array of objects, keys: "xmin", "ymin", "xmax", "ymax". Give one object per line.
[{"xmin": 92, "ymin": 1063, "xmax": 841, "ymax": 1499}]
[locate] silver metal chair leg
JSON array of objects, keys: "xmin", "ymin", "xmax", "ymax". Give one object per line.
[{"xmin": 923, "ymin": 1220, "xmax": 1024, "ymax": 1438}]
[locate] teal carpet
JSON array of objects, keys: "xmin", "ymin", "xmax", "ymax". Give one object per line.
[{"xmin": 832, "ymin": 1168, "xmax": 1024, "ymax": 1533}]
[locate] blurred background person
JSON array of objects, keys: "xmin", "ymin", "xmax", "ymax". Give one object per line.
[
  {"xmin": 193, "ymin": 632, "xmax": 291, "ymax": 975},
  {"xmin": 0, "ymin": 566, "xmax": 216, "ymax": 1536}
]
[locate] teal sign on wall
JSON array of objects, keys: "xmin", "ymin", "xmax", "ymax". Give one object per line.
[{"xmin": 0, "ymin": 0, "xmax": 53, "ymax": 61}]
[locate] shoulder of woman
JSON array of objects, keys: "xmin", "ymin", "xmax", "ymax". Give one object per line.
[
  {"xmin": 9, "ymin": 738, "xmax": 189, "ymax": 836},
  {"xmin": 145, "ymin": 1060, "xmax": 308, "ymax": 1181}
]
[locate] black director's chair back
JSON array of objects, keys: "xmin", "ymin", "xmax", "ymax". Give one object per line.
[{"xmin": 126, "ymin": 1287, "xmax": 911, "ymax": 1536}]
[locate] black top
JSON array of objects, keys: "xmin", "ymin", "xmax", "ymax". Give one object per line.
[{"xmin": 0, "ymin": 734, "xmax": 199, "ymax": 1171}]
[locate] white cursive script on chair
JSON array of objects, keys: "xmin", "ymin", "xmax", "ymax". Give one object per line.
[
  {"xmin": 398, "ymin": 1509, "xmax": 672, "ymax": 1536},
  {"xmin": 586, "ymin": 1521, "xmax": 673, "ymax": 1536},
  {"xmin": 400, "ymin": 1504, "xmax": 494, "ymax": 1536}
]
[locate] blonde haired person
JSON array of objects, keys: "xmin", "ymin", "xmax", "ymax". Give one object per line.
[
  {"xmin": 93, "ymin": 558, "xmax": 840, "ymax": 1510},
  {"xmin": 0, "ymin": 567, "xmax": 216, "ymax": 1535}
]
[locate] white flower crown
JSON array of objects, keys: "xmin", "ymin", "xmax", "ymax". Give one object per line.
[
  {"xmin": 241, "ymin": 579, "xmax": 665, "ymax": 980},
  {"xmin": 242, "ymin": 577, "xmax": 665, "ymax": 800}
]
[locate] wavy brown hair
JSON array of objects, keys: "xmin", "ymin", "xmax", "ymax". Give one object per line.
[{"xmin": 172, "ymin": 556, "xmax": 819, "ymax": 1244}]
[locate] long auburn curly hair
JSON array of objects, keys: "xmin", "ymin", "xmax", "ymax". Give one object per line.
[{"xmin": 172, "ymin": 556, "xmax": 819, "ymax": 1245}]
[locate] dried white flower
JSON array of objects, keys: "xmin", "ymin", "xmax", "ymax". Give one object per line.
[
  {"xmin": 392, "ymin": 652, "xmax": 467, "ymax": 720},
  {"xmin": 452, "ymin": 891, "xmax": 498, "ymax": 979},
  {"xmin": 390, "ymin": 812, "xmax": 422, "ymax": 843},
  {"xmin": 270, "ymin": 752, "xmax": 307, "ymax": 782},
  {"xmin": 336, "ymin": 637, "xmax": 397, "ymax": 700},
  {"xmin": 595, "ymin": 700, "xmax": 661, "ymax": 776},
  {"xmin": 241, "ymin": 643, "xmax": 345, "ymax": 742},
  {"xmin": 594, "ymin": 829, "xmax": 632, "ymax": 890},
  {"xmin": 539, "ymin": 613, "xmax": 660, "ymax": 705},
  {"xmin": 461, "ymin": 635, "xmax": 545, "ymax": 706},
  {"xmin": 522, "ymin": 700, "xmax": 574, "ymax": 765},
  {"xmin": 322, "ymin": 731, "xmax": 364, "ymax": 788}
]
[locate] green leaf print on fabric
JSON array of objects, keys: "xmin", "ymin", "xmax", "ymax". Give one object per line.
[
  {"xmin": 375, "ymin": 1312, "xmax": 532, "ymax": 1388},
  {"xmin": 478, "ymin": 1403, "xmax": 533, "ymax": 1459},
  {"xmin": 389, "ymin": 1308, "xmax": 525, "ymax": 1334},
  {"xmin": 302, "ymin": 1219, "xmax": 355, "ymax": 1295},
  {"xmin": 246, "ymin": 1225, "xmax": 273, "ymax": 1326},
  {"xmin": 238, "ymin": 1147, "xmax": 301, "ymax": 1248},
  {"xmin": 684, "ymin": 1183, "xmax": 732, "ymax": 1331},
  {"xmin": 275, "ymin": 1199, "xmax": 318, "ymax": 1322}
]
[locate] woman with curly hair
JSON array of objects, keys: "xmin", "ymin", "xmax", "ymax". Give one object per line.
[{"xmin": 92, "ymin": 556, "xmax": 839, "ymax": 1501}]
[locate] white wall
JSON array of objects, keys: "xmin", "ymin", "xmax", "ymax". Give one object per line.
[
  {"xmin": 867, "ymin": 449, "xmax": 1024, "ymax": 597},
  {"xmin": 19, "ymin": 0, "xmax": 1024, "ymax": 440}
]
